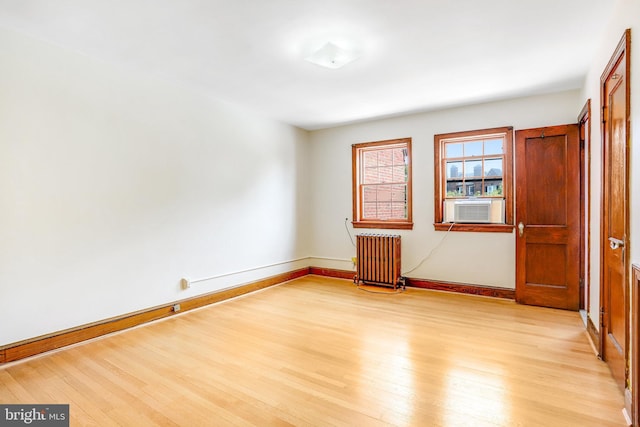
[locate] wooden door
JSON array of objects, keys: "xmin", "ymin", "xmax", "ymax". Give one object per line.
[
  {"xmin": 515, "ymin": 124, "xmax": 581, "ymax": 310},
  {"xmin": 600, "ymin": 30, "xmax": 630, "ymax": 392}
]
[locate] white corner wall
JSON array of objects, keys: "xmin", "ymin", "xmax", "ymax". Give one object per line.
[
  {"xmin": 308, "ymin": 90, "xmax": 581, "ymax": 289},
  {"xmin": 579, "ymin": 0, "xmax": 640, "ymax": 330},
  {"xmin": 0, "ymin": 27, "xmax": 311, "ymax": 345}
]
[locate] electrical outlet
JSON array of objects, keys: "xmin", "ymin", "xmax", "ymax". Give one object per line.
[{"xmin": 172, "ymin": 304, "xmax": 181, "ymax": 312}]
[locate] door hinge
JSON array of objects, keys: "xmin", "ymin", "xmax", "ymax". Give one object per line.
[
  {"xmin": 602, "ymin": 105, "xmax": 608, "ymax": 124},
  {"xmin": 600, "ymin": 307, "xmax": 606, "ymax": 328}
]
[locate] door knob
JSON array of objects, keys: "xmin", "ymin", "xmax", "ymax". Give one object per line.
[
  {"xmin": 518, "ymin": 222, "xmax": 525, "ymax": 237},
  {"xmin": 609, "ymin": 237, "xmax": 624, "ymax": 250}
]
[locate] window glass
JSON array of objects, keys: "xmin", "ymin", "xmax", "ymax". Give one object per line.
[
  {"xmin": 433, "ymin": 127, "xmax": 513, "ymax": 231},
  {"xmin": 352, "ymin": 138, "xmax": 413, "ymax": 229},
  {"xmin": 464, "ymin": 141, "xmax": 483, "ymax": 157},
  {"xmin": 363, "ymin": 151, "xmax": 377, "ymax": 167},
  {"xmin": 484, "ymin": 158, "xmax": 502, "ymax": 176},
  {"xmin": 464, "ymin": 160, "xmax": 482, "ymax": 177},
  {"xmin": 446, "ymin": 161, "xmax": 463, "ymax": 179},
  {"xmin": 446, "ymin": 143, "xmax": 463, "ymax": 158},
  {"xmin": 484, "ymin": 139, "xmax": 503, "ymax": 155}
]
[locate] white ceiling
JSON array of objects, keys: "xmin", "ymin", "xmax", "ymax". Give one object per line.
[{"xmin": 0, "ymin": 0, "xmax": 613, "ymax": 130}]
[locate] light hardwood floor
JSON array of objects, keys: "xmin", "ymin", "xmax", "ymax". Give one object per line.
[{"xmin": 0, "ymin": 276, "xmax": 626, "ymax": 426}]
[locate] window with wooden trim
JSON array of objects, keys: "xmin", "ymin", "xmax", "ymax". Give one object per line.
[
  {"xmin": 434, "ymin": 127, "xmax": 513, "ymax": 232},
  {"xmin": 352, "ymin": 138, "xmax": 413, "ymax": 229}
]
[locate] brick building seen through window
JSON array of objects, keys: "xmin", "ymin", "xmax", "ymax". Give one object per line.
[{"xmin": 352, "ymin": 138, "xmax": 413, "ymax": 230}]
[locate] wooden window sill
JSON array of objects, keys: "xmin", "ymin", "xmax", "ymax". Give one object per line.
[
  {"xmin": 353, "ymin": 221, "xmax": 414, "ymax": 230},
  {"xmin": 433, "ymin": 223, "xmax": 514, "ymax": 233}
]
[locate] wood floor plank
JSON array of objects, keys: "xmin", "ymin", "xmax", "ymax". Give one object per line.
[{"xmin": 0, "ymin": 276, "xmax": 626, "ymax": 426}]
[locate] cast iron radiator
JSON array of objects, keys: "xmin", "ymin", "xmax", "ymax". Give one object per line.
[{"xmin": 355, "ymin": 234, "xmax": 403, "ymax": 289}]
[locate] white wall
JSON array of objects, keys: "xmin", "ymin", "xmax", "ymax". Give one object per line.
[
  {"xmin": 579, "ymin": 0, "xmax": 639, "ymax": 330},
  {"xmin": 308, "ymin": 91, "xmax": 581, "ymax": 288},
  {"xmin": 0, "ymin": 27, "xmax": 311, "ymax": 345}
]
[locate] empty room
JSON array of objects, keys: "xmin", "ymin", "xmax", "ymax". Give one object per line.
[{"xmin": 1, "ymin": 1, "xmax": 639, "ymax": 426}]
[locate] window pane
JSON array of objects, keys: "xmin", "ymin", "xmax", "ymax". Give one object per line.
[
  {"xmin": 377, "ymin": 202, "xmax": 392, "ymax": 220},
  {"xmin": 484, "ymin": 158, "xmax": 503, "ymax": 177},
  {"xmin": 363, "ymin": 151, "xmax": 378, "ymax": 167},
  {"xmin": 378, "ymin": 150, "xmax": 393, "ymax": 166},
  {"xmin": 377, "ymin": 185, "xmax": 392, "ymax": 201},
  {"xmin": 464, "ymin": 160, "xmax": 482, "ymax": 177},
  {"xmin": 392, "ymin": 165, "xmax": 406, "ymax": 182},
  {"xmin": 446, "ymin": 181, "xmax": 463, "ymax": 197},
  {"xmin": 464, "ymin": 141, "xmax": 483, "ymax": 157},
  {"xmin": 484, "ymin": 179, "xmax": 503, "ymax": 196},
  {"xmin": 392, "ymin": 148, "xmax": 406, "ymax": 165},
  {"xmin": 446, "ymin": 161, "xmax": 463, "ymax": 178},
  {"xmin": 391, "ymin": 185, "xmax": 406, "ymax": 202},
  {"xmin": 391, "ymin": 203, "xmax": 406, "ymax": 218},
  {"xmin": 363, "ymin": 203, "xmax": 377, "ymax": 219},
  {"xmin": 484, "ymin": 138, "xmax": 503, "ymax": 155},
  {"xmin": 363, "ymin": 185, "xmax": 377, "ymax": 202},
  {"xmin": 363, "ymin": 167, "xmax": 379, "ymax": 184},
  {"xmin": 466, "ymin": 182, "xmax": 479, "ymax": 197},
  {"xmin": 445, "ymin": 143, "xmax": 463, "ymax": 158},
  {"xmin": 378, "ymin": 166, "xmax": 393, "ymax": 183}
]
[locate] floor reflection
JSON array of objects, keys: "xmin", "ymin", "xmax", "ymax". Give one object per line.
[
  {"xmin": 358, "ymin": 327, "xmax": 415, "ymax": 424},
  {"xmin": 443, "ymin": 360, "xmax": 509, "ymax": 426}
]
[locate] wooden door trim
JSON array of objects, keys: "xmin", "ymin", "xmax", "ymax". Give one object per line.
[
  {"xmin": 599, "ymin": 28, "xmax": 631, "ymax": 391},
  {"xmin": 633, "ymin": 264, "xmax": 640, "ymax": 427},
  {"xmin": 578, "ymin": 100, "xmax": 591, "ymax": 314}
]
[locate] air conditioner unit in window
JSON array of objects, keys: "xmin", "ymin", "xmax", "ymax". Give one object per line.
[{"xmin": 443, "ymin": 199, "xmax": 505, "ymax": 223}]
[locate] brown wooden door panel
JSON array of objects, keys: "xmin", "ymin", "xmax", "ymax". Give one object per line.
[
  {"xmin": 515, "ymin": 124, "xmax": 580, "ymax": 310},
  {"xmin": 607, "ymin": 265, "xmax": 626, "ymax": 348},
  {"xmin": 600, "ymin": 30, "xmax": 630, "ymax": 393}
]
